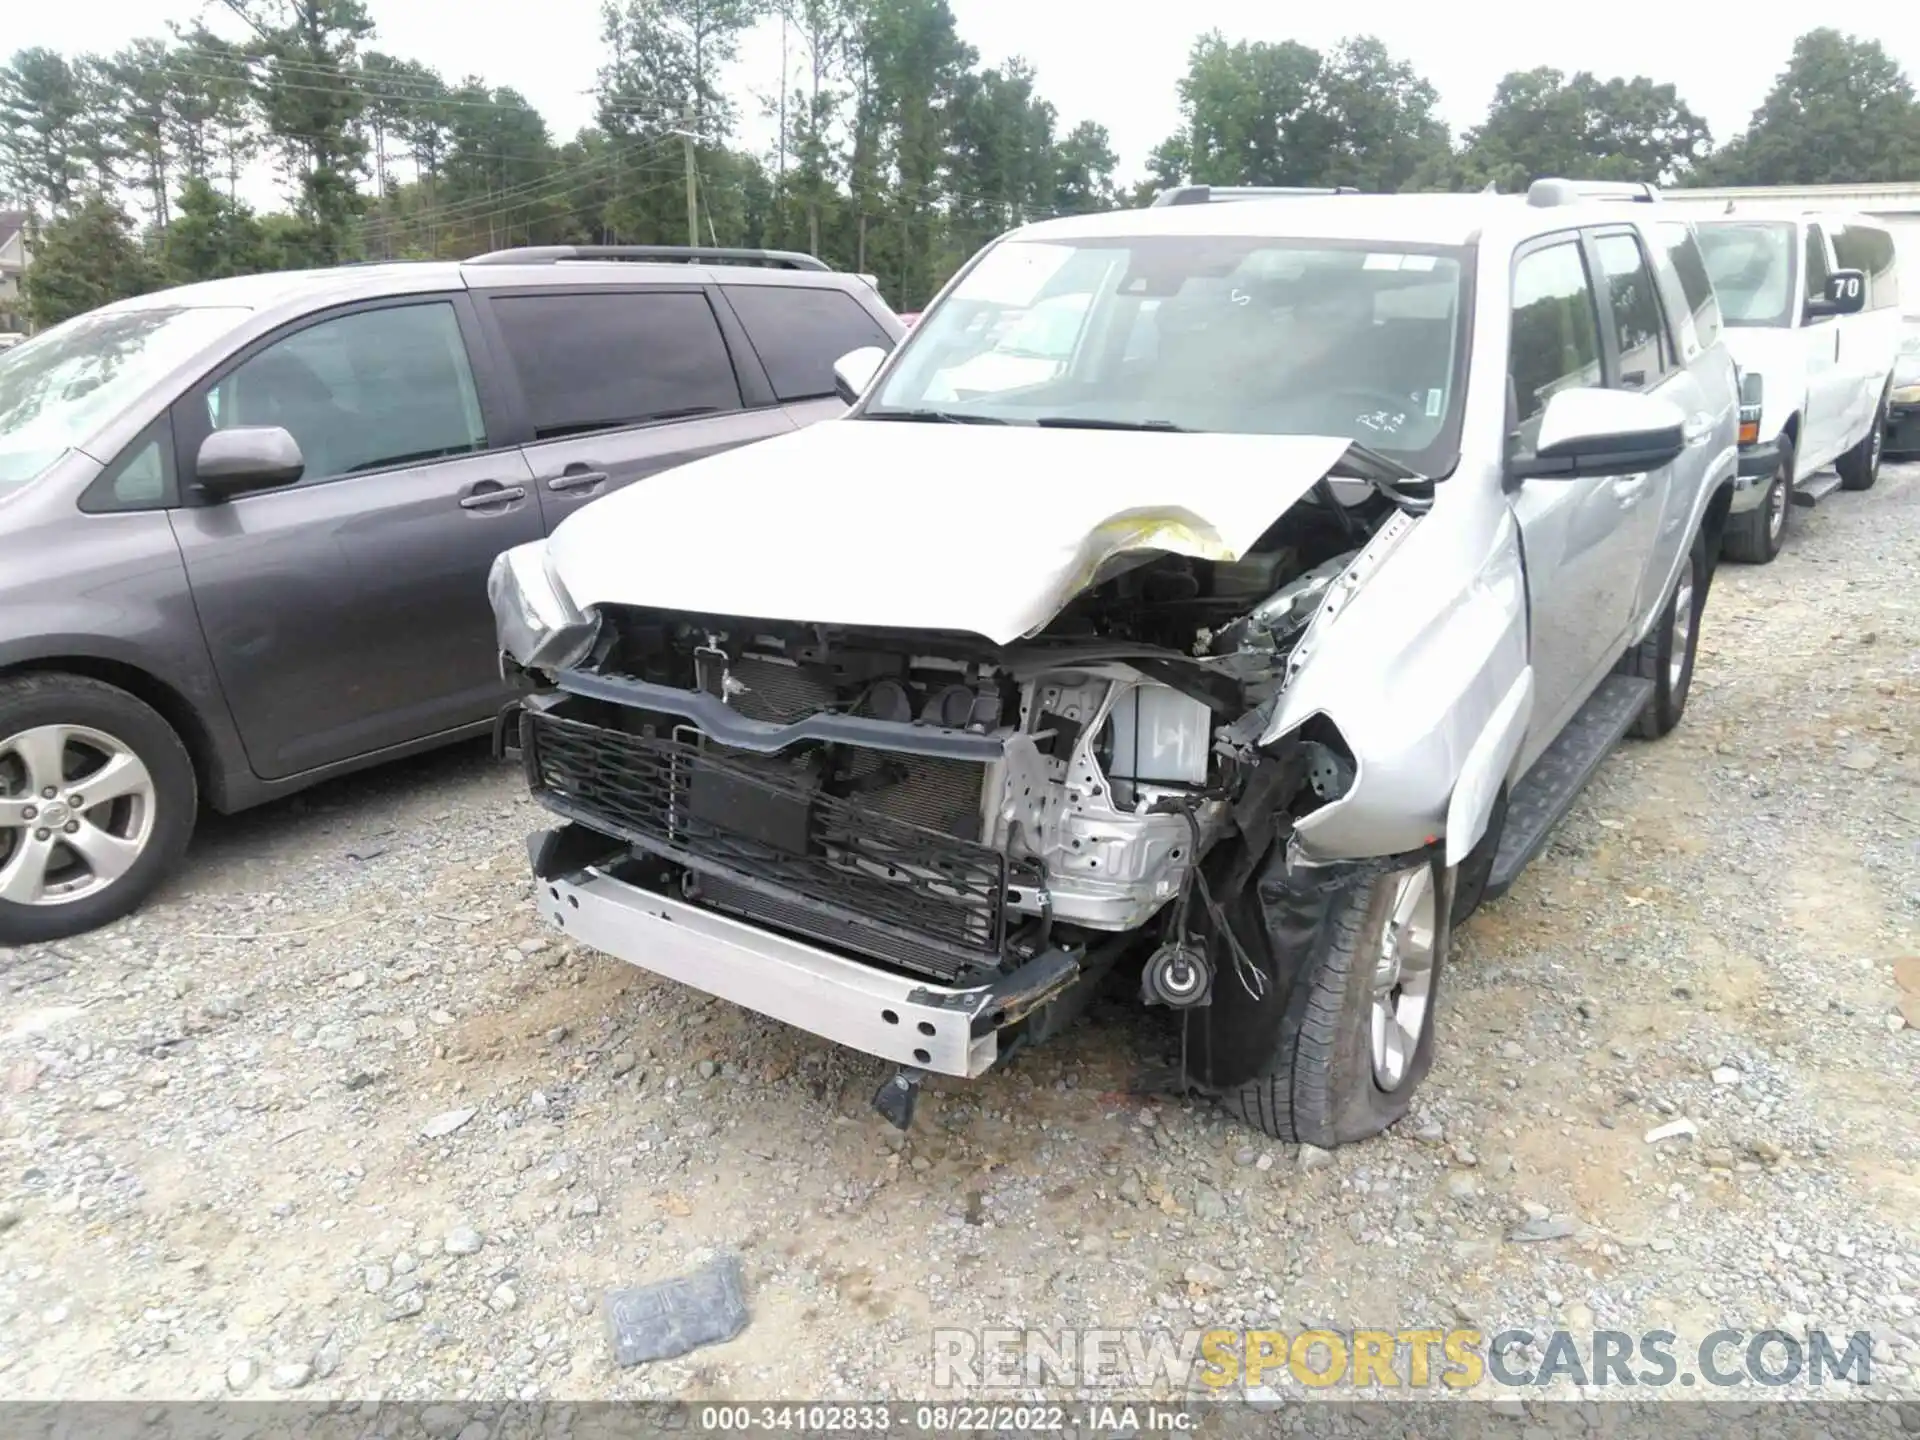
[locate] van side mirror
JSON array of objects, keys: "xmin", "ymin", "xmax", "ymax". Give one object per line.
[
  {"xmin": 832, "ymin": 346, "xmax": 887, "ymax": 405},
  {"xmin": 1506, "ymin": 388, "xmax": 1687, "ymax": 482},
  {"xmin": 194, "ymin": 425, "xmax": 305, "ymax": 500},
  {"xmin": 1806, "ymin": 268, "xmax": 1867, "ymax": 320}
]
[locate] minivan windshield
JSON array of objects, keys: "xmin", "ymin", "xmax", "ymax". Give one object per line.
[
  {"xmin": 866, "ymin": 235, "xmax": 1473, "ymax": 474},
  {"xmin": 0, "ymin": 303, "xmax": 248, "ymax": 489},
  {"xmin": 1694, "ymin": 221, "xmax": 1798, "ymax": 328}
]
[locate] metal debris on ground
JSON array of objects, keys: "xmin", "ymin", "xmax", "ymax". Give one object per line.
[{"xmin": 603, "ymin": 1253, "xmax": 749, "ymax": 1367}]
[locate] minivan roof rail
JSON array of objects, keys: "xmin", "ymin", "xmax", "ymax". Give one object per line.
[
  {"xmin": 1148, "ymin": 184, "xmax": 1363, "ymax": 208},
  {"xmin": 463, "ymin": 244, "xmax": 831, "ymax": 271},
  {"xmin": 1527, "ymin": 178, "xmax": 1661, "ymax": 208}
]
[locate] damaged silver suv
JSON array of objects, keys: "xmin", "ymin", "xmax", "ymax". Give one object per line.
[{"xmin": 491, "ymin": 179, "xmax": 1740, "ymax": 1146}]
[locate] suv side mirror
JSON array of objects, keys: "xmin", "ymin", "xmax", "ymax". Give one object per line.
[
  {"xmin": 1506, "ymin": 387, "xmax": 1687, "ymax": 482},
  {"xmin": 194, "ymin": 425, "xmax": 305, "ymax": 500},
  {"xmin": 1806, "ymin": 268, "xmax": 1867, "ymax": 320},
  {"xmin": 832, "ymin": 346, "xmax": 887, "ymax": 405}
]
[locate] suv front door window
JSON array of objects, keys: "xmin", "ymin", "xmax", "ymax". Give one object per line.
[{"xmin": 170, "ymin": 298, "xmax": 541, "ymax": 779}]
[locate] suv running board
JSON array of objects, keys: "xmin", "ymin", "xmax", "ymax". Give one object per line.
[
  {"xmin": 1792, "ymin": 471, "xmax": 1843, "ymax": 507},
  {"xmin": 1483, "ymin": 673, "xmax": 1654, "ymax": 902}
]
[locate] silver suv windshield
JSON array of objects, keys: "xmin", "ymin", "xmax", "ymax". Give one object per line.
[
  {"xmin": 0, "ymin": 304, "xmax": 248, "ymax": 489},
  {"xmin": 1694, "ymin": 221, "xmax": 1798, "ymax": 328},
  {"xmin": 865, "ymin": 235, "xmax": 1473, "ymax": 473}
]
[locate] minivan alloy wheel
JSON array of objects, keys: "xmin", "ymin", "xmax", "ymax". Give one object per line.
[
  {"xmin": 1370, "ymin": 863, "xmax": 1438, "ymax": 1090},
  {"xmin": 0, "ymin": 724, "xmax": 156, "ymax": 905}
]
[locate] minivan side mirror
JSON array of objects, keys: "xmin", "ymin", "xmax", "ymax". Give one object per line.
[
  {"xmin": 1805, "ymin": 268, "xmax": 1867, "ymax": 320},
  {"xmin": 1506, "ymin": 387, "xmax": 1687, "ymax": 482},
  {"xmin": 832, "ymin": 346, "xmax": 887, "ymax": 405},
  {"xmin": 194, "ymin": 425, "xmax": 305, "ymax": 500}
]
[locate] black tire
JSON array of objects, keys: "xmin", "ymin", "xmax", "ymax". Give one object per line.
[
  {"xmin": 1721, "ymin": 441, "xmax": 1794, "ymax": 565},
  {"xmin": 1449, "ymin": 786, "xmax": 1506, "ymax": 930},
  {"xmin": 1626, "ymin": 527, "xmax": 1708, "ymax": 741},
  {"xmin": 1837, "ymin": 393, "xmax": 1886, "ymax": 491},
  {"xmin": 1224, "ymin": 854, "xmax": 1450, "ymax": 1148},
  {"xmin": 0, "ymin": 673, "xmax": 197, "ymax": 946}
]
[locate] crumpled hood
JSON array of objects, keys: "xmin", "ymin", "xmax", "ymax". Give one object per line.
[{"xmin": 545, "ymin": 420, "xmax": 1354, "ymax": 646}]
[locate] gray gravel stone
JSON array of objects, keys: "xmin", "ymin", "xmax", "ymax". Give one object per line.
[
  {"xmin": 420, "ymin": 1107, "xmax": 476, "ymax": 1139},
  {"xmin": 443, "ymin": 1225, "xmax": 484, "ymax": 1256}
]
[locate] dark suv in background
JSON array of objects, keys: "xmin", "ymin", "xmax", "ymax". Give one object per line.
[{"xmin": 0, "ymin": 245, "xmax": 902, "ymax": 944}]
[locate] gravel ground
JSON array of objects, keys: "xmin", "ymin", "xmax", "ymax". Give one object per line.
[{"xmin": 1, "ymin": 466, "xmax": 1917, "ymax": 1410}]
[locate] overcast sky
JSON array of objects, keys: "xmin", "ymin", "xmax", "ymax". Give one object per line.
[{"xmin": 12, "ymin": 1, "xmax": 1920, "ymax": 206}]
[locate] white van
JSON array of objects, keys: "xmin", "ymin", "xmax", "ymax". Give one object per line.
[{"xmin": 1662, "ymin": 202, "xmax": 1900, "ymax": 562}]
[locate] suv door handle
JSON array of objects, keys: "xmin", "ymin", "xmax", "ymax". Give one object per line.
[
  {"xmin": 547, "ymin": 470, "xmax": 609, "ymax": 493},
  {"xmin": 1682, "ymin": 413, "xmax": 1713, "ymax": 446},
  {"xmin": 460, "ymin": 484, "xmax": 527, "ymax": 510},
  {"xmin": 1611, "ymin": 474, "xmax": 1648, "ymax": 503}
]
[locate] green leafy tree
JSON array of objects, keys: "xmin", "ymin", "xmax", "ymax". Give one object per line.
[
  {"xmin": 775, "ymin": 0, "xmax": 855, "ymax": 256},
  {"xmin": 1696, "ymin": 29, "xmax": 1919, "ymax": 185},
  {"xmin": 0, "ymin": 48, "xmax": 86, "ymax": 215},
  {"xmin": 1313, "ymin": 37, "xmax": 1451, "ymax": 191},
  {"xmin": 106, "ymin": 38, "xmax": 178, "ymax": 226},
  {"xmin": 247, "ymin": 0, "xmax": 377, "ymax": 264},
  {"xmin": 597, "ymin": 0, "xmax": 767, "ymax": 246},
  {"xmin": 856, "ymin": 0, "xmax": 976, "ymax": 305},
  {"xmin": 947, "ymin": 56, "xmax": 1057, "ymax": 262},
  {"xmin": 70, "ymin": 56, "xmax": 127, "ymax": 192},
  {"xmin": 158, "ymin": 176, "xmax": 269, "ymax": 284},
  {"xmin": 1051, "ymin": 119, "xmax": 1117, "ymax": 214},
  {"xmin": 165, "ymin": 25, "xmax": 260, "ymax": 195},
  {"xmin": 23, "ymin": 192, "xmax": 157, "ymax": 327},
  {"xmin": 1151, "ymin": 32, "xmax": 1446, "ymax": 193},
  {"xmin": 1160, "ymin": 32, "xmax": 1323, "ymax": 187},
  {"xmin": 1459, "ymin": 67, "xmax": 1711, "ymax": 190}
]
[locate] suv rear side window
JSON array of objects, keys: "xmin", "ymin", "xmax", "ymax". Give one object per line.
[
  {"xmin": 1657, "ymin": 222, "xmax": 1722, "ymax": 351},
  {"xmin": 723, "ymin": 284, "xmax": 891, "ymax": 402},
  {"xmin": 1591, "ymin": 231, "xmax": 1671, "ymax": 388},
  {"xmin": 491, "ymin": 291, "xmax": 742, "ymax": 440},
  {"xmin": 1509, "ymin": 240, "xmax": 1603, "ymax": 430}
]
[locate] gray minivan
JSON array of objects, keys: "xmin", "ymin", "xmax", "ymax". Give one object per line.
[{"xmin": 0, "ymin": 246, "xmax": 902, "ymax": 945}]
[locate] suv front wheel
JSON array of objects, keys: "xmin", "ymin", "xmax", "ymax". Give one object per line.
[
  {"xmin": 1225, "ymin": 854, "xmax": 1451, "ymax": 1147},
  {"xmin": 0, "ymin": 674, "xmax": 197, "ymax": 946}
]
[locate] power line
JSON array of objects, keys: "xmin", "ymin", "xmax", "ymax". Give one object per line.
[
  {"xmin": 356, "ymin": 152, "xmax": 624, "ymax": 240},
  {"xmin": 356, "ymin": 132, "xmax": 689, "ymax": 239}
]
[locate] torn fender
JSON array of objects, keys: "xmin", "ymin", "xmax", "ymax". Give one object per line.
[{"xmin": 1444, "ymin": 664, "xmax": 1533, "ymax": 867}]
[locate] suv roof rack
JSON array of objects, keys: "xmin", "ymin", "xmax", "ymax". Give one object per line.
[
  {"xmin": 1148, "ymin": 184, "xmax": 1362, "ymax": 208},
  {"xmin": 463, "ymin": 244, "xmax": 831, "ymax": 271},
  {"xmin": 1527, "ymin": 178, "xmax": 1661, "ymax": 208}
]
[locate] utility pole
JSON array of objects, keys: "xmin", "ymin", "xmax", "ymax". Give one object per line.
[
  {"xmin": 682, "ymin": 131, "xmax": 699, "ymax": 247},
  {"xmin": 665, "ymin": 128, "xmax": 702, "ymax": 248}
]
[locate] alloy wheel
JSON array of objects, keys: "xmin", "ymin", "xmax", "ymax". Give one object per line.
[
  {"xmin": 1668, "ymin": 554, "xmax": 1696, "ymax": 692},
  {"xmin": 0, "ymin": 724, "xmax": 156, "ymax": 907},
  {"xmin": 1370, "ymin": 864, "xmax": 1437, "ymax": 1090}
]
